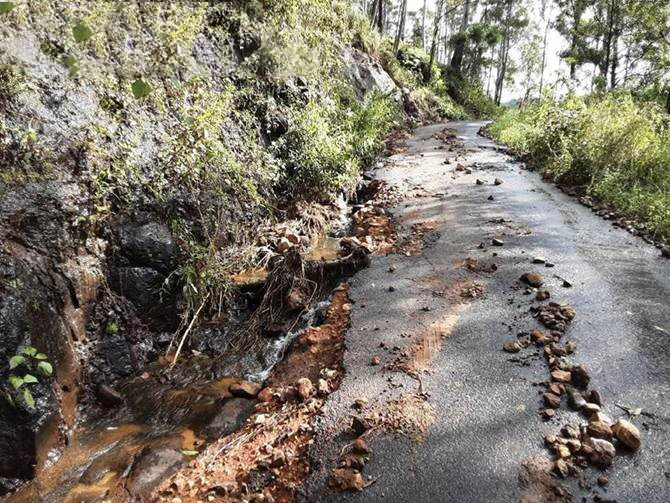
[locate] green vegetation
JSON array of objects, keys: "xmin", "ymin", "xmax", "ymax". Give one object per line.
[
  {"xmin": 490, "ymin": 93, "xmax": 670, "ymax": 238},
  {"xmin": 4, "ymin": 346, "xmax": 53, "ymax": 411}
]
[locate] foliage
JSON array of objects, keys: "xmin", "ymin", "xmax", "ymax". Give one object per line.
[
  {"xmin": 3, "ymin": 346, "xmax": 53, "ymax": 410},
  {"xmin": 490, "ymin": 93, "xmax": 670, "ymax": 238}
]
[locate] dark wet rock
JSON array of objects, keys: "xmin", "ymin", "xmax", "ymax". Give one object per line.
[
  {"xmin": 545, "ymin": 262, "xmax": 555, "ymax": 268},
  {"xmin": 487, "ymin": 195, "xmax": 494, "ymax": 201},
  {"xmin": 199, "ymin": 398, "xmax": 255, "ymax": 439},
  {"xmin": 109, "ymin": 266, "xmax": 177, "ymax": 330},
  {"xmin": 492, "ymin": 238, "xmax": 504, "ymax": 247},
  {"xmin": 612, "ymin": 419, "xmax": 641, "ymax": 450},
  {"xmin": 126, "ymin": 447, "xmax": 184, "ymax": 496},
  {"xmin": 662, "ymin": 247, "xmax": 670, "ymax": 258},
  {"xmin": 119, "ymin": 222, "xmax": 177, "ymax": 273},
  {"xmin": 476, "ymin": 179, "xmax": 484, "ymax": 185},
  {"xmin": 571, "ymin": 365, "xmax": 590, "ymax": 388},
  {"xmin": 520, "ymin": 273, "xmax": 544, "ymax": 288},
  {"xmin": 96, "ymin": 383, "xmax": 124, "ymax": 407},
  {"xmin": 351, "ymin": 416, "xmax": 371, "ymax": 435}
]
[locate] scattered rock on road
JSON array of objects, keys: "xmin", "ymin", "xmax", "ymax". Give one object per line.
[
  {"xmin": 612, "ymin": 419, "xmax": 641, "ymax": 450},
  {"xmin": 492, "ymin": 238, "xmax": 504, "ymax": 246},
  {"xmin": 494, "ymin": 178, "xmax": 503, "ymax": 186},
  {"xmin": 521, "ymin": 272, "xmax": 544, "ymax": 288},
  {"xmin": 503, "ymin": 341, "xmax": 521, "ymax": 353}
]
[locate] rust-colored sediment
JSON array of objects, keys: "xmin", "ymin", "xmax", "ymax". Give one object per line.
[{"xmin": 150, "ymin": 284, "xmax": 352, "ymax": 503}]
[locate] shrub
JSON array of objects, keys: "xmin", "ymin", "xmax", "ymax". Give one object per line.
[{"xmin": 490, "ymin": 93, "xmax": 670, "ymax": 239}]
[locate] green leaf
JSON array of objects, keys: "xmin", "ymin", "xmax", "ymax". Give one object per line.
[
  {"xmin": 21, "ymin": 346, "xmax": 37, "ymax": 357},
  {"xmin": 8, "ymin": 375, "xmax": 23, "ymax": 389},
  {"xmin": 22, "ymin": 374, "xmax": 38, "ymax": 384},
  {"xmin": 105, "ymin": 321, "xmax": 119, "ymax": 336},
  {"xmin": 131, "ymin": 78, "xmax": 152, "ymax": 99},
  {"xmin": 23, "ymin": 388, "xmax": 35, "ymax": 409},
  {"xmin": 37, "ymin": 361, "xmax": 53, "ymax": 377},
  {"xmin": 0, "ymin": 2, "xmax": 15, "ymax": 15},
  {"xmin": 72, "ymin": 23, "xmax": 93, "ymax": 43},
  {"xmin": 9, "ymin": 355, "xmax": 24, "ymax": 369},
  {"xmin": 34, "ymin": 353, "xmax": 48, "ymax": 360}
]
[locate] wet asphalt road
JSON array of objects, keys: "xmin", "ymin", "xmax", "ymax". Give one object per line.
[{"xmin": 301, "ymin": 121, "xmax": 670, "ymax": 502}]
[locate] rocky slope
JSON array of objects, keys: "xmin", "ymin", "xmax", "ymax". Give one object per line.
[{"xmin": 0, "ymin": 1, "xmax": 446, "ymax": 494}]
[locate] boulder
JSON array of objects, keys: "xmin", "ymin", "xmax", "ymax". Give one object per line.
[{"xmin": 119, "ymin": 222, "xmax": 177, "ymax": 273}]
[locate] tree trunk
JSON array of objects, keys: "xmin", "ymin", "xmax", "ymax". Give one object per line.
[
  {"xmin": 421, "ymin": 0, "xmax": 427, "ymax": 48},
  {"xmin": 539, "ymin": 17, "xmax": 550, "ymax": 98},
  {"xmin": 494, "ymin": 1, "xmax": 513, "ymax": 105},
  {"xmin": 426, "ymin": 0, "xmax": 444, "ymax": 83},
  {"xmin": 449, "ymin": 0, "xmax": 471, "ymax": 76},
  {"xmin": 393, "ymin": 0, "xmax": 408, "ymax": 55}
]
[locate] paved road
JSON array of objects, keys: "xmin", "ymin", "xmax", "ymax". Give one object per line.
[{"xmin": 301, "ymin": 121, "xmax": 670, "ymax": 502}]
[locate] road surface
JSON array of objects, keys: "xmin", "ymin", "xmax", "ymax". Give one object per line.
[{"xmin": 301, "ymin": 121, "xmax": 670, "ymax": 502}]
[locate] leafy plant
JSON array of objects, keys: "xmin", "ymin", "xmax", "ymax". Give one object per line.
[
  {"xmin": 72, "ymin": 22, "xmax": 93, "ymax": 43},
  {"xmin": 4, "ymin": 346, "xmax": 53, "ymax": 410},
  {"xmin": 131, "ymin": 78, "xmax": 152, "ymax": 99},
  {"xmin": 0, "ymin": 2, "xmax": 14, "ymax": 15}
]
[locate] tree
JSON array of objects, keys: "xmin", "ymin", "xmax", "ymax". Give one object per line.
[
  {"xmin": 394, "ymin": 0, "xmax": 409, "ymax": 54},
  {"xmin": 449, "ymin": 0, "xmax": 472, "ymax": 75}
]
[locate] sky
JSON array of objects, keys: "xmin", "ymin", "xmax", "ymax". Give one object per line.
[{"xmin": 404, "ymin": 0, "xmax": 572, "ymax": 101}]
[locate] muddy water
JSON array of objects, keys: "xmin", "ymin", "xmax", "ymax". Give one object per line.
[{"xmin": 5, "ymin": 299, "xmax": 332, "ymax": 503}]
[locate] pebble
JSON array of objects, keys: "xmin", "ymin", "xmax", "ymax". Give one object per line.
[
  {"xmin": 503, "ymin": 341, "xmax": 521, "ymax": 353},
  {"xmin": 492, "ymin": 238, "xmax": 504, "ymax": 246}
]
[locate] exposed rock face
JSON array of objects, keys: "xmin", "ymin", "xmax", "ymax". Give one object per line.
[{"xmin": 342, "ymin": 48, "xmax": 399, "ymax": 99}]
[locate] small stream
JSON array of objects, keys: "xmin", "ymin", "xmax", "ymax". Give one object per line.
[{"xmin": 5, "ymin": 208, "xmax": 359, "ymax": 503}]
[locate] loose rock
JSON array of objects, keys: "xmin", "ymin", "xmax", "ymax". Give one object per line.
[
  {"xmin": 352, "ymin": 438, "xmax": 370, "ymax": 455},
  {"xmin": 612, "ymin": 419, "xmax": 641, "ymax": 450},
  {"xmin": 503, "ymin": 341, "xmax": 521, "ymax": 353},
  {"xmin": 296, "ymin": 378, "xmax": 314, "ymax": 400},
  {"xmin": 520, "ymin": 273, "xmax": 544, "ymax": 288},
  {"xmin": 587, "ymin": 421, "xmax": 613, "ymax": 440},
  {"xmin": 571, "ymin": 365, "xmax": 590, "ymax": 388},
  {"xmin": 587, "ymin": 438, "xmax": 616, "ymax": 466},
  {"xmin": 370, "ymin": 356, "xmax": 381, "ymax": 366},
  {"xmin": 536, "ymin": 290, "xmax": 550, "ymax": 301},
  {"xmin": 543, "ymin": 392, "xmax": 561, "ymax": 408},
  {"xmin": 492, "ymin": 238, "xmax": 504, "ymax": 247},
  {"xmin": 551, "ymin": 370, "xmax": 572, "ymax": 383},
  {"xmin": 494, "ymin": 178, "xmax": 503, "ymax": 186}
]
